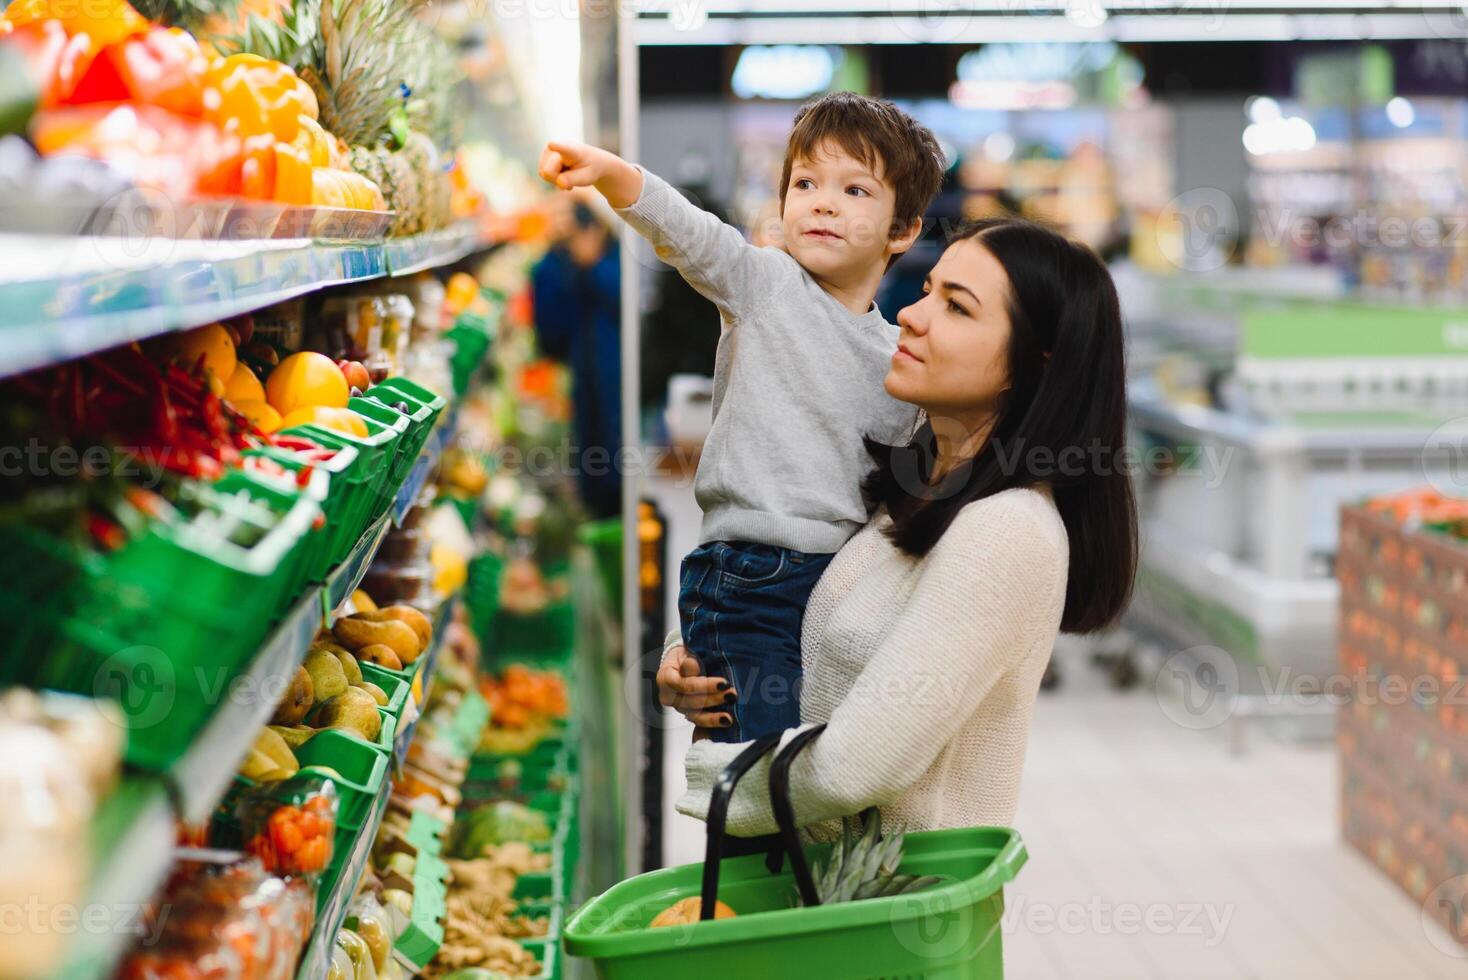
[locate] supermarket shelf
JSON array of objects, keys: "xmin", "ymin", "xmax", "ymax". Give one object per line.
[
  {"xmin": 170, "ymin": 580, "xmax": 325, "ymax": 823},
  {"xmin": 169, "ymin": 502, "xmax": 395, "ymax": 824},
  {"xmin": 393, "ymin": 452, "xmax": 433, "ymax": 526},
  {"xmin": 0, "ymin": 221, "xmax": 496, "ymax": 380},
  {"xmin": 327, "ymin": 511, "xmax": 393, "ymax": 612},
  {"xmin": 384, "ymin": 221, "xmax": 483, "ymax": 277},
  {"xmin": 0, "ymin": 235, "xmax": 383, "ymax": 379},
  {"xmin": 392, "ymin": 595, "xmax": 458, "ymax": 762},
  {"xmin": 294, "ymin": 776, "xmax": 393, "ymax": 980},
  {"xmin": 52, "ymin": 777, "xmax": 176, "ymax": 980}
]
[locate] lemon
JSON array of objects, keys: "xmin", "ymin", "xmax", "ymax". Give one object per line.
[
  {"xmin": 279, "ymin": 406, "xmax": 368, "ymax": 438},
  {"xmin": 232, "ymin": 399, "xmax": 282, "ymax": 434}
]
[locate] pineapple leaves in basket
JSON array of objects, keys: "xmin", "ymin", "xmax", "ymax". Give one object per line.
[{"xmin": 801, "ymin": 810, "xmax": 941, "ymax": 907}]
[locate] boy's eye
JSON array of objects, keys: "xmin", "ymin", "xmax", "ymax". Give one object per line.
[
  {"xmin": 794, "ymin": 178, "xmax": 813, "ymax": 190},
  {"xmin": 846, "ymin": 186, "xmax": 869, "ymax": 197}
]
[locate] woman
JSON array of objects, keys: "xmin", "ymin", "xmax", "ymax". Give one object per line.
[{"xmin": 658, "ymin": 217, "xmax": 1137, "ymax": 837}]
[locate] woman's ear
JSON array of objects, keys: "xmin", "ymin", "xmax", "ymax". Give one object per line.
[{"xmin": 888, "ymin": 216, "xmax": 924, "ymax": 256}]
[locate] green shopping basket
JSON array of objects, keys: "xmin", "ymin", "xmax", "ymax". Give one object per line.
[{"xmin": 564, "ymin": 726, "xmax": 1027, "ymax": 980}]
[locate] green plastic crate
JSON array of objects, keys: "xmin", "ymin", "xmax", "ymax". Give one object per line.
[
  {"xmin": 493, "ymin": 600, "xmax": 573, "ymax": 661},
  {"xmin": 33, "ymin": 479, "xmax": 319, "ymax": 770},
  {"xmin": 368, "ymin": 376, "xmax": 447, "ymax": 427},
  {"xmin": 577, "ymin": 519, "xmax": 622, "ymax": 610},
  {"xmin": 0, "ymin": 525, "xmax": 87, "ymax": 681},
  {"xmin": 465, "ymin": 550, "xmax": 504, "ymax": 646},
  {"xmin": 356, "ymin": 392, "xmax": 434, "ymax": 470},
  {"xmin": 446, "ymin": 320, "xmax": 492, "ymax": 398},
  {"xmin": 564, "ymin": 827, "xmax": 1026, "ymax": 980},
  {"xmin": 213, "ymin": 468, "xmax": 325, "ymax": 605},
  {"xmin": 346, "ymin": 397, "xmax": 415, "ymax": 494},
  {"xmin": 287, "ymin": 406, "xmax": 403, "ymax": 524},
  {"xmin": 245, "ymin": 437, "xmax": 364, "ymax": 577},
  {"xmin": 359, "ymin": 661, "xmax": 410, "ymax": 719}
]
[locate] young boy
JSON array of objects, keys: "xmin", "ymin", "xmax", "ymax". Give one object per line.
[{"xmin": 540, "ymin": 92, "xmax": 945, "ymax": 743}]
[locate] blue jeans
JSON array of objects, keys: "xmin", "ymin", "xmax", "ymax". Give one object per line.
[{"xmin": 678, "ymin": 540, "xmax": 835, "ymax": 744}]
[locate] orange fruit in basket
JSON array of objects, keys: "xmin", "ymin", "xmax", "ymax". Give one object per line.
[
  {"xmin": 279, "ymin": 406, "xmax": 368, "ymax": 438},
  {"xmin": 232, "ymin": 399, "xmax": 282, "ymax": 434},
  {"xmin": 266, "ymin": 351, "xmax": 349, "ymax": 414},
  {"xmin": 224, "ymin": 363, "xmax": 265, "ymax": 403},
  {"xmin": 165, "ymin": 322, "xmax": 237, "ymax": 381}
]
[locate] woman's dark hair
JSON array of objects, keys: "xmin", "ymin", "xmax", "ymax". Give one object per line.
[{"xmin": 862, "ymin": 217, "xmax": 1137, "ymax": 634}]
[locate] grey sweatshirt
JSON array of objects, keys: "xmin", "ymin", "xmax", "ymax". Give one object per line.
[{"xmin": 617, "ymin": 168, "xmax": 920, "ymax": 554}]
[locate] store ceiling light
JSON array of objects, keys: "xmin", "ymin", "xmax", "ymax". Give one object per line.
[
  {"xmin": 1386, "ymin": 96, "xmax": 1416, "ymax": 127},
  {"xmin": 1247, "ymin": 96, "xmax": 1283, "ymax": 124},
  {"xmin": 1243, "ymin": 115, "xmax": 1317, "ymax": 155},
  {"xmin": 731, "ymin": 45, "xmax": 838, "ymax": 99}
]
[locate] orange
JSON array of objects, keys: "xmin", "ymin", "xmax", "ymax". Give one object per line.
[
  {"xmin": 266, "ymin": 351, "xmax": 349, "ymax": 415},
  {"xmin": 166, "ymin": 322, "xmax": 236, "ymax": 381},
  {"xmin": 224, "ymin": 363, "xmax": 265, "ymax": 403},
  {"xmin": 279, "ymin": 406, "xmax": 368, "ymax": 438},
  {"xmin": 232, "ymin": 399, "xmax": 282, "ymax": 433}
]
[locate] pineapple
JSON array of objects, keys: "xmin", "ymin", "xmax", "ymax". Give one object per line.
[
  {"xmin": 375, "ymin": 147, "xmax": 421, "ymax": 236},
  {"xmin": 397, "ymin": 130, "xmax": 440, "ymax": 232},
  {"xmin": 805, "ymin": 810, "xmax": 940, "ymax": 906}
]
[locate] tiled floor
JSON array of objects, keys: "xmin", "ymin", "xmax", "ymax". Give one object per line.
[{"xmin": 647, "ymin": 476, "xmax": 1464, "ymax": 978}]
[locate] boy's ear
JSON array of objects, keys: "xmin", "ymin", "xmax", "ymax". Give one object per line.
[{"xmin": 888, "ymin": 216, "xmax": 923, "ymax": 256}]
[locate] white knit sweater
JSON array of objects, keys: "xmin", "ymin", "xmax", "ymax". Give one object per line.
[{"xmin": 676, "ymin": 487, "xmax": 1069, "ymax": 838}]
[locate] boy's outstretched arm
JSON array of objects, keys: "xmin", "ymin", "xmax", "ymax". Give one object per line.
[
  {"xmin": 539, "ymin": 141, "xmax": 785, "ymax": 319},
  {"xmin": 539, "ymin": 142, "xmax": 643, "ymax": 209}
]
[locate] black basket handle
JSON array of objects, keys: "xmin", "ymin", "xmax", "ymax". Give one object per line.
[
  {"xmin": 699, "ymin": 731, "xmax": 783, "ymax": 920},
  {"xmin": 769, "ymin": 723, "xmax": 829, "ymax": 907}
]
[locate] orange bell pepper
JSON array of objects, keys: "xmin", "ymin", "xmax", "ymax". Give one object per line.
[
  {"xmin": 67, "ymin": 28, "xmax": 207, "ymax": 116},
  {"xmin": 272, "ymin": 141, "xmax": 311, "ymax": 205},
  {"xmin": 31, "ymin": 102, "xmax": 242, "ymax": 196},
  {"xmin": 201, "ymin": 52, "xmax": 303, "ymax": 143},
  {"xmin": 239, "ymin": 133, "xmax": 278, "ymax": 199},
  {"xmin": 2, "ymin": 0, "xmax": 148, "ymax": 54}
]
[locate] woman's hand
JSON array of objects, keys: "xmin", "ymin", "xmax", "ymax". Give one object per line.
[{"xmin": 656, "ymin": 644, "xmax": 734, "ymax": 735}]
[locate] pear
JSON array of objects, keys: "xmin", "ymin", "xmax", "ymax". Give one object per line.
[
  {"xmin": 315, "ymin": 688, "xmax": 382, "ymax": 742},
  {"xmin": 355, "ymin": 681, "xmax": 389, "ymax": 706},
  {"xmin": 354, "ymin": 606, "xmax": 432, "ymax": 649},
  {"xmin": 270, "ymin": 666, "xmax": 314, "ymax": 726},
  {"xmin": 304, "ymin": 649, "xmax": 349, "ymax": 701},
  {"xmin": 356, "ymin": 643, "xmax": 403, "ymax": 671},
  {"xmin": 254, "ymin": 727, "xmax": 299, "ymax": 775},
  {"xmin": 329, "ymin": 648, "xmax": 363, "ymax": 685},
  {"xmin": 269, "ymin": 725, "xmax": 314, "ymax": 750},
  {"xmin": 334, "ymin": 618, "xmax": 420, "ymax": 664},
  {"xmin": 239, "ymin": 748, "xmax": 277, "ymax": 781}
]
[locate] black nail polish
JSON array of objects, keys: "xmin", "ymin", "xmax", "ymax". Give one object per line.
[
  {"xmin": 720, "ymin": 716, "xmax": 732, "ymax": 727},
  {"xmin": 716, "ymin": 681, "xmax": 730, "ymax": 692},
  {"xmin": 723, "ymin": 692, "xmax": 737, "ymax": 704}
]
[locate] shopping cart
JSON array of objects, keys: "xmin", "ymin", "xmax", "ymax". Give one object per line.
[{"xmin": 564, "ymin": 726, "xmax": 1027, "ymax": 979}]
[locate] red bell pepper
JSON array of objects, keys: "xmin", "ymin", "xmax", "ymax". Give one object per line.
[{"xmin": 66, "ymin": 28, "xmax": 206, "ymax": 116}]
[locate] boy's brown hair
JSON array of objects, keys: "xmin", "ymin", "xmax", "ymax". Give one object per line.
[{"xmin": 778, "ymin": 91, "xmax": 946, "ymax": 242}]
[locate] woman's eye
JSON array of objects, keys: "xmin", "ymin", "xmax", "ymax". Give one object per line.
[{"xmin": 948, "ymin": 298, "xmax": 969, "ymax": 315}]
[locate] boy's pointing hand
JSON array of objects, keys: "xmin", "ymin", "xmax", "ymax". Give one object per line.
[{"xmin": 539, "ymin": 141, "xmax": 643, "ymax": 209}]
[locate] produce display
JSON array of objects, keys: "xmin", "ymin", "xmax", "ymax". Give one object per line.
[
  {"xmin": 0, "ymin": 0, "xmax": 486, "ymax": 235},
  {"xmin": 1338, "ymin": 488, "xmax": 1468, "ymax": 947}
]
